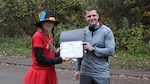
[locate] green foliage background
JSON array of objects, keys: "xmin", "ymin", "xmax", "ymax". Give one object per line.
[{"xmin": 0, "ymin": 0, "xmax": 150, "ymax": 70}]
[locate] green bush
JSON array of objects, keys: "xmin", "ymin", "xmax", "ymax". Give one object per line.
[{"xmin": 0, "ymin": 36, "xmax": 31, "ymax": 49}]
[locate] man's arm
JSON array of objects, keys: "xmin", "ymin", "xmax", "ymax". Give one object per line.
[
  {"xmin": 75, "ymin": 58, "xmax": 82, "ymax": 71},
  {"xmin": 93, "ymin": 30, "xmax": 115, "ymax": 57}
]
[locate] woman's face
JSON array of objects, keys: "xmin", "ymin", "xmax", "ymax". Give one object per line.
[{"xmin": 42, "ymin": 22, "xmax": 54, "ymax": 31}]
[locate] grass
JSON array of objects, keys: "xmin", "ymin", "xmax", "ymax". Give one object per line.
[
  {"xmin": 0, "ymin": 36, "xmax": 150, "ymax": 70},
  {"xmin": 0, "ymin": 48, "xmax": 31, "ymax": 57},
  {"xmin": 0, "ymin": 36, "xmax": 31, "ymax": 57},
  {"xmin": 110, "ymin": 51, "xmax": 150, "ymax": 70}
]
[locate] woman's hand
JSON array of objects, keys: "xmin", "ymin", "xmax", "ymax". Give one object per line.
[
  {"xmin": 55, "ymin": 48, "xmax": 60, "ymax": 53},
  {"xmin": 62, "ymin": 57, "xmax": 69, "ymax": 61}
]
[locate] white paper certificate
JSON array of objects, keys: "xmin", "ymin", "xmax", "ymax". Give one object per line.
[{"xmin": 60, "ymin": 41, "xmax": 83, "ymax": 58}]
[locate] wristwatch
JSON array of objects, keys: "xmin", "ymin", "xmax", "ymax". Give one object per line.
[{"xmin": 92, "ymin": 47, "xmax": 96, "ymax": 52}]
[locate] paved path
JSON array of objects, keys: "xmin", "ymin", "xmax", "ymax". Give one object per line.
[{"xmin": 0, "ymin": 56, "xmax": 150, "ymax": 84}]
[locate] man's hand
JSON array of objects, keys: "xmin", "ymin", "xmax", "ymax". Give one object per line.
[
  {"xmin": 83, "ymin": 42, "xmax": 93, "ymax": 51},
  {"xmin": 74, "ymin": 71, "xmax": 80, "ymax": 80}
]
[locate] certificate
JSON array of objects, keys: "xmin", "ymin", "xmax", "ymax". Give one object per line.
[{"xmin": 60, "ymin": 41, "xmax": 83, "ymax": 58}]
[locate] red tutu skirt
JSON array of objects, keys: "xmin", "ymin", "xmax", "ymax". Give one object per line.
[{"xmin": 23, "ymin": 65, "xmax": 58, "ymax": 84}]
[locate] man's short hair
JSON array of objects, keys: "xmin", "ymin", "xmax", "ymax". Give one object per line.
[
  {"xmin": 85, "ymin": 6, "xmax": 97, "ymax": 14},
  {"xmin": 85, "ymin": 6, "xmax": 96, "ymax": 11}
]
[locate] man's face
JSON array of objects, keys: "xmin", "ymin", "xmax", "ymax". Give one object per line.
[{"xmin": 85, "ymin": 10, "xmax": 99, "ymax": 27}]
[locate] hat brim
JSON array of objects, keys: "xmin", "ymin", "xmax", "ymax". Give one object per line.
[{"xmin": 36, "ymin": 20, "xmax": 59, "ymax": 28}]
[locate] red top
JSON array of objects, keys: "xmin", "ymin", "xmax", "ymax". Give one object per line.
[
  {"xmin": 31, "ymin": 30, "xmax": 55, "ymax": 69},
  {"xmin": 23, "ymin": 30, "xmax": 58, "ymax": 84}
]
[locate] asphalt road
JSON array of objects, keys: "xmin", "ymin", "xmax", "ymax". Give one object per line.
[
  {"xmin": 0, "ymin": 64, "xmax": 79, "ymax": 84},
  {"xmin": 0, "ymin": 63, "xmax": 150, "ymax": 84}
]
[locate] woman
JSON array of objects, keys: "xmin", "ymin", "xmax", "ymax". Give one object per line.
[{"xmin": 23, "ymin": 11, "xmax": 67, "ymax": 84}]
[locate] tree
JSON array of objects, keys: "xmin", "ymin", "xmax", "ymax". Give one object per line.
[{"xmin": 0, "ymin": 0, "xmax": 84, "ymax": 37}]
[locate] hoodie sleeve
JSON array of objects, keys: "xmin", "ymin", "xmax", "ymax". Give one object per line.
[{"xmin": 93, "ymin": 30, "xmax": 115, "ymax": 57}]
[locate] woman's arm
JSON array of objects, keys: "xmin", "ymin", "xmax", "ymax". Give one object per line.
[{"xmin": 34, "ymin": 47, "xmax": 62, "ymax": 65}]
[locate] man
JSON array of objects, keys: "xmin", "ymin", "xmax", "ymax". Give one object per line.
[{"xmin": 75, "ymin": 6, "xmax": 115, "ymax": 84}]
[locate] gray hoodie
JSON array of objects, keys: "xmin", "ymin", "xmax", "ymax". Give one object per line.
[{"xmin": 76, "ymin": 25, "xmax": 115, "ymax": 77}]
